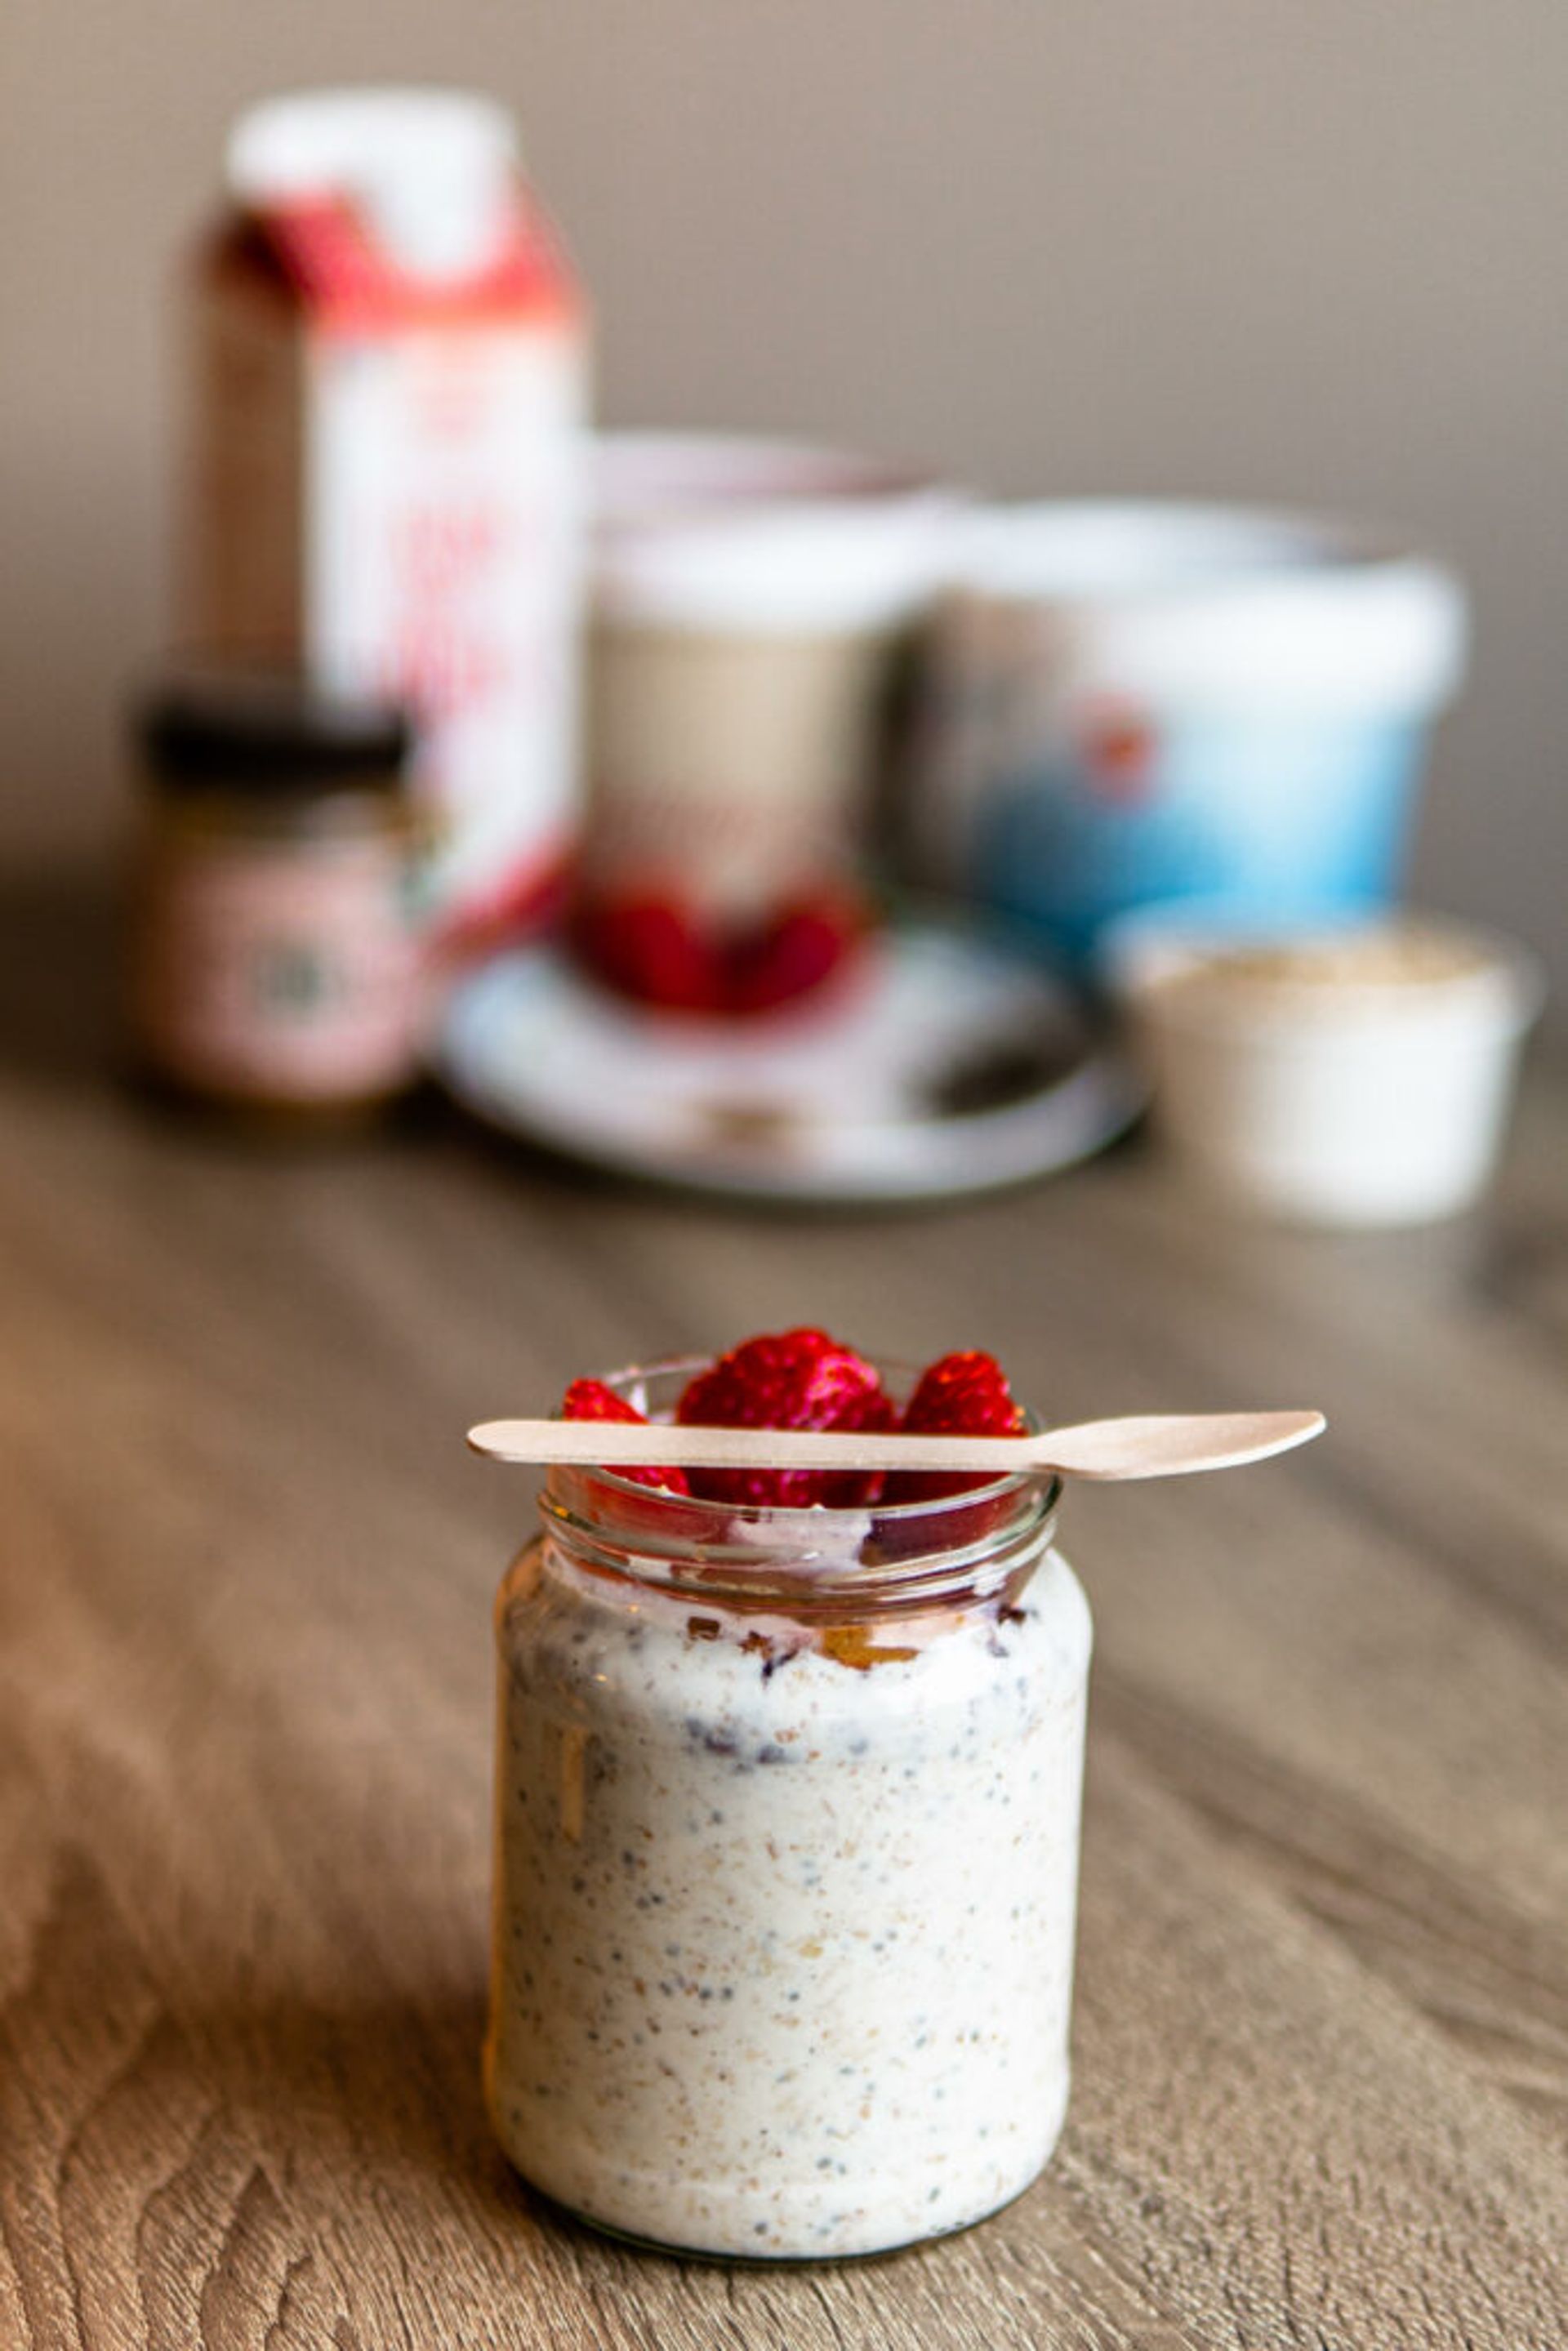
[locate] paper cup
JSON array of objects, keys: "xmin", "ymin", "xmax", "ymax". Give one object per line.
[{"xmin": 576, "ymin": 434, "xmax": 957, "ymax": 1013}]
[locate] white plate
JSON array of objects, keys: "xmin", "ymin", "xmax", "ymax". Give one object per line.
[{"xmin": 436, "ymin": 919, "xmax": 1143, "ymax": 1204}]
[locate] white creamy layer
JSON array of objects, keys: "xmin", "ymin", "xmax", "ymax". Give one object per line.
[{"xmin": 487, "ymin": 1543, "xmax": 1091, "ymax": 2259}]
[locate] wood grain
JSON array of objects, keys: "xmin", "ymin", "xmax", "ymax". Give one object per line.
[{"xmin": 1, "ymin": 1002, "xmax": 1566, "ymax": 2348}]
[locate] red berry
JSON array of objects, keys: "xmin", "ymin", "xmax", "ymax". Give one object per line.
[
  {"xmin": 573, "ymin": 894, "xmax": 721, "ymax": 1013},
  {"xmin": 676, "ymin": 1326, "xmax": 895, "ymax": 1507},
  {"xmin": 575, "ymin": 886, "xmax": 865, "ymax": 1019},
  {"xmin": 561, "ymin": 1377, "xmax": 691, "ymax": 1495},
  {"xmin": 886, "ymin": 1349, "xmax": 1027, "ymax": 1502},
  {"xmin": 725, "ymin": 894, "xmax": 863, "ymax": 1015}
]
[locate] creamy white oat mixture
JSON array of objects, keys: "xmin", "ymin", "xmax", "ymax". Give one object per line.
[{"xmin": 486, "ymin": 1539, "xmax": 1091, "ymax": 2258}]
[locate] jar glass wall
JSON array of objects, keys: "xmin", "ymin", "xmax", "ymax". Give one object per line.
[{"xmin": 486, "ymin": 1359, "xmax": 1092, "ymax": 2260}]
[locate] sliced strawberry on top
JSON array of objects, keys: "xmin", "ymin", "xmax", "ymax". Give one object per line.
[
  {"xmin": 561, "ymin": 1377, "xmax": 691, "ymax": 1495},
  {"xmin": 675, "ymin": 1326, "xmax": 895, "ymax": 1507},
  {"xmin": 885, "ymin": 1348, "xmax": 1027, "ymax": 1503}
]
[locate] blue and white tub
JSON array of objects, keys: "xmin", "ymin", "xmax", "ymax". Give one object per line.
[{"xmin": 907, "ymin": 504, "xmax": 1468, "ymax": 970}]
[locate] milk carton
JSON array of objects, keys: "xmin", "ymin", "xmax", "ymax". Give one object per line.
[{"xmin": 183, "ymin": 89, "xmax": 589, "ymax": 942}]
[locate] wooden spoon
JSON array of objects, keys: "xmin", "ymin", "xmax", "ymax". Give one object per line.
[{"xmin": 466, "ymin": 1408, "xmax": 1325, "ymax": 1485}]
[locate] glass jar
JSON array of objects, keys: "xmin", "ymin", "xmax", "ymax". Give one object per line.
[
  {"xmin": 129, "ymin": 670, "xmax": 423, "ymax": 1128},
  {"xmin": 486, "ymin": 1359, "xmax": 1092, "ymax": 2260}
]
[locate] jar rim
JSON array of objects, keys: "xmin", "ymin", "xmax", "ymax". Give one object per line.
[
  {"xmin": 561, "ymin": 1351, "xmax": 1047, "ymax": 1519},
  {"xmin": 537, "ymin": 1354, "xmax": 1059, "ymax": 1614}
]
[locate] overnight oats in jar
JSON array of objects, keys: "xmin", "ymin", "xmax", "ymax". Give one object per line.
[{"xmin": 485, "ymin": 1341, "xmax": 1093, "ymax": 2259}]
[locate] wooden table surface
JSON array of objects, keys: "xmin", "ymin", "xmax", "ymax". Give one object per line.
[{"xmin": 2, "ymin": 933, "xmax": 1566, "ymax": 2349}]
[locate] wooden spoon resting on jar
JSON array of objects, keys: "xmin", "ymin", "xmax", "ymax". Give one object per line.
[{"xmin": 467, "ymin": 1408, "xmax": 1325, "ymax": 1484}]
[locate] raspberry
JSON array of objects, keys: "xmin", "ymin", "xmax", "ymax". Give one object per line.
[
  {"xmin": 561, "ymin": 1377, "xmax": 691, "ymax": 1496},
  {"xmin": 573, "ymin": 895, "xmax": 720, "ymax": 1013},
  {"xmin": 676, "ymin": 1327, "xmax": 895, "ymax": 1507},
  {"xmin": 726, "ymin": 893, "xmax": 864, "ymax": 1015},
  {"xmin": 886, "ymin": 1349, "xmax": 1027, "ymax": 1503},
  {"xmin": 575, "ymin": 888, "xmax": 863, "ymax": 1018}
]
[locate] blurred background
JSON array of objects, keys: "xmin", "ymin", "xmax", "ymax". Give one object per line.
[{"xmin": 2, "ymin": 0, "xmax": 1564, "ymax": 1009}]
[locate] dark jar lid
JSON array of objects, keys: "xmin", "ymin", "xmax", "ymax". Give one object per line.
[{"xmin": 136, "ymin": 668, "xmax": 413, "ymax": 794}]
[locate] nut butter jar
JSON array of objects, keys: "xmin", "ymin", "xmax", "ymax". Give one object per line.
[{"xmin": 129, "ymin": 672, "xmax": 425, "ymax": 1129}]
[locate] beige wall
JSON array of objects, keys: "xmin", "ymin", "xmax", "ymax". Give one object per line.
[{"xmin": 4, "ymin": 0, "xmax": 1564, "ymax": 998}]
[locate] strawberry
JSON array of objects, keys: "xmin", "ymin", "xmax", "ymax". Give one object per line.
[
  {"xmin": 676, "ymin": 1327, "xmax": 896, "ymax": 1507},
  {"xmin": 886, "ymin": 1349, "xmax": 1027, "ymax": 1503},
  {"xmin": 561, "ymin": 1377, "xmax": 691, "ymax": 1495}
]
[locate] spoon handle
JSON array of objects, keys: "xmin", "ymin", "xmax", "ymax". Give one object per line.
[{"xmin": 466, "ymin": 1409, "xmax": 1325, "ymax": 1482}]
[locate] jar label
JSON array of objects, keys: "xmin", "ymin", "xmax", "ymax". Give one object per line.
[{"xmin": 134, "ymin": 834, "xmax": 424, "ymax": 1099}]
